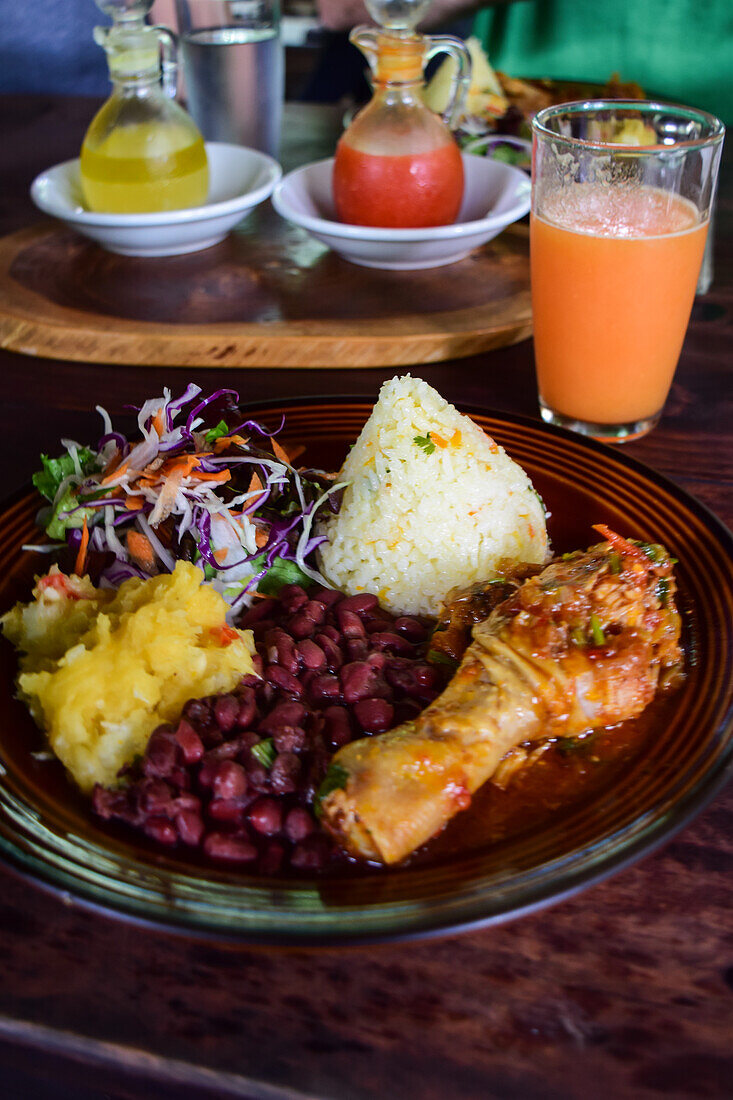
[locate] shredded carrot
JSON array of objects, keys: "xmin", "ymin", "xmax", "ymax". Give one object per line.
[
  {"xmin": 213, "ymin": 548, "xmax": 229, "ymax": 564},
  {"xmin": 431, "ymin": 433, "xmax": 448, "ymax": 449},
  {"xmin": 255, "ymin": 527, "xmax": 269, "ymax": 548},
  {"xmin": 450, "ymin": 429, "xmax": 462, "ymax": 446},
  {"xmin": 269, "ymin": 436, "xmax": 292, "ymax": 466},
  {"xmin": 593, "ymin": 525, "xmax": 650, "ymax": 569},
  {"xmin": 213, "ymin": 434, "xmax": 248, "ymax": 452},
  {"xmin": 127, "ymin": 530, "xmax": 157, "ymax": 574},
  {"xmin": 246, "ymin": 471, "xmax": 265, "ymax": 508},
  {"xmin": 151, "ymin": 407, "xmax": 166, "ymax": 437},
  {"xmin": 124, "ymin": 495, "xmax": 145, "ymax": 511},
  {"xmin": 101, "ymin": 453, "xmax": 128, "ymax": 485},
  {"xmin": 194, "ymin": 470, "xmax": 231, "ymax": 483},
  {"xmin": 74, "ymin": 517, "xmax": 90, "ymax": 577}
]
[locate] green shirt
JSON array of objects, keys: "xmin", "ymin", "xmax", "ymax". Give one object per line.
[{"xmin": 474, "ymin": 0, "xmax": 732, "ymax": 125}]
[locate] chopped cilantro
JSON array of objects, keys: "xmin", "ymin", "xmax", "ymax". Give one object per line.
[
  {"xmin": 204, "ymin": 419, "xmax": 229, "ymax": 444},
  {"xmin": 589, "ymin": 613, "xmax": 606, "ymax": 646},
  {"xmin": 413, "ymin": 433, "xmax": 436, "ymax": 456},
  {"xmin": 427, "ymin": 649, "xmax": 459, "ymax": 670},
  {"xmin": 252, "ymin": 738, "xmax": 276, "ymax": 768},
  {"xmin": 636, "ymin": 542, "xmax": 664, "ymax": 563},
  {"xmin": 655, "ymin": 577, "xmax": 670, "ymax": 608},
  {"xmin": 314, "ymin": 763, "xmax": 350, "ymax": 817},
  {"xmin": 608, "ymin": 552, "xmax": 622, "ymax": 575}
]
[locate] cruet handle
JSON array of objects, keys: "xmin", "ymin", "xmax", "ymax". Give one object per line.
[
  {"xmin": 349, "ymin": 25, "xmax": 381, "ymax": 77},
  {"xmin": 154, "ymin": 25, "xmax": 179, "ymax": 98},
  {"xmin": 425, "ymin": 35, "xmax": 472, "ymax": 128}
]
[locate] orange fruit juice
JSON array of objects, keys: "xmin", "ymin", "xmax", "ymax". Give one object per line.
[{"xmin": 531, "ymin": 184, "xmax": 708, "ymax": 425}]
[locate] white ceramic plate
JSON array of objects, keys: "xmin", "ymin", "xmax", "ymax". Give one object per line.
[
  {"xmin": 30, "ymin": 143, "xmax": 282, "ymax": 258},
  {"xmin": 271, "ymin": 154, "xmax": 531, "ymax": 270}
]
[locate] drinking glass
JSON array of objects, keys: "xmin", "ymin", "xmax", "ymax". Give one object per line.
[
  {"xmin": 175, "ymin": 0, "xmax": 284, "ymax": 157},
  {"xmin": 531, "ymin": 100, "xmax": 724, "ymax": 443}
]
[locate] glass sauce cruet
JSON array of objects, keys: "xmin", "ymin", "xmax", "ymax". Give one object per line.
[
  {"xmin": 80, "ymin": 0, "xmax": 208, "ymax": 214},
  {"xmin": 333, "ymin": 0, "xmax": 471, "ymax": 228}
]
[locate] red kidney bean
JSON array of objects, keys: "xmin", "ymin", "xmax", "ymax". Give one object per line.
[
  {"xmin": 143, "ymin": 817, "xmax": 178, "ymax": 846},
  {"xmin": 251, "ymin": 653, "xmax": 264, "ymax": 677},
  {"xmin": 203, "ymin": 833, "xmax": 258, "ymax": 863},
  {"xmin": 277, "ymin": 584, "xmax": 309, "ymax": 613},
  {"xmin": 322, "ymin": 705, "xmax": 353, "ymax": 749},
  {"xmin": 287, "ymin": 612, "xmax": 316, "ymax": 640},
  {"xmin": 212, "ymin": 760, "xmax": 248, "ymax": 801},
  {"xmin": 394, "ymin": 616, "xmax": 428, "ymax": 642},
  {"xmin": 265, "ymin": 629, "xmax": 299, "ymax": 675},
  {"xmin": 345, "ymin": 638, "xmax": 369, "ymax": 661},
  {"xmin": 284, "ymin": 807, "xmax": 316, "ymax": 843},
  {"xmin": 91, "ymin": 785, "xmax": 130, "ymax": 821},
  {"xmin": 313, "ymin": 587, "xmax": 342, "ymax": 608},
  {"xmin": 413, "ymin": 664, "xmax": 439, "ymax": 690},
  {"xmin": 272, "ymin": 725, "xmax": 307, "ymax": 753},
  {"xmin": 338, "ymin": 593, "xmax": 379, "ymax": 616},
  {"xmin": 270, "ymin": 752, "xmax": 301, "ymax": 794},
  {"xmin": 354, "ymin": 697, "xmax": 394, "ymax": 734},
  {"xmin": 239, "ymin": 598, "xmax": 278, "ymax": 628},
  {"xmin": 238, "ymin": 672, "xmax": 261, "ymax": 690},
  {"xmin": 176, "ymin": 809, "xmax": 204, "ymax": 846},
  {"xmin": 214, "ymin": 693, "xmax": 239, "ymax": 733},
  {"xmin": 314, "ymin": 633, "xmax": 343, "ymax": 670},
  {"xmin": 246, "ymin": 761, "xmax": 270, "ymax": 793},
  {"xmin": 248, "ymin": 797, "xmax": 282, "ymax": 835},
  {"xmin": 296, "ymin": 638, "xmax": 326, "ymax": 670},
  {"xmin": 337, "ymin": 607, "xmax": 366, "ymax": 638},
  {"xmin": 182, "ymin": 698, "xmax": 213, "ymax": 728},
  {"xmin": 340, "ymin": 661, "xmax": 379, "ymax": 704},
  {"xmin": 251, "ymin": 619, "xmax": 275, "ymax": 642},
  {"xmin": 143, "ymin": 729, "xmax": 182, "ymax": 780},
  {"xmin": 308, "ymin": 674, "xmax": 340, "ymax": 704},
  {"xmin": 173, "ymin": 719, "xmax": 204, "ymax": 764},
  {"xmin": 366, "ymin": 650, "xmax": 388, "ymax": 671},
  {"xmin": 259, "ymin": 700, "xmax": 306, "ymax": 733},
  {"xmin": 304, "ymin": 599, "xmax": 327, "ymax": 624},
  {"xmin": 320, "ymin": 624, "xmax": 342, "ymax": 643},
  {"xmin": 369, "ymin": 631, "xmax": 415, "ymax": 656},
  {"xmin": 207, "ymin": 798, "xmax": 246, "ymax": 824},
  {"xmin": 234, "ymin": 688, "xmax": 257, "ymax": 730},
  {"xmin": 259, "ymin": 841, "xmax": 285, "ymax": 875},
  {"xmin": 290, "ymin": 835, "xmax": 332, "ymax": 871},
  {"xmin": 139, "ymin": 779, "xmax": 175, "ymax": 816},
  {"xmin": 266, "ymin": 665, "xmax": 303, "ymax": 697}
]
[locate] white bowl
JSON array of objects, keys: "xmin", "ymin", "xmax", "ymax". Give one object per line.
[
  {"xmin": 271, "ymin": 153, "xmax": 531, "ymax": 270},
  {"xmin": 30, "ymin": 143, "xmax": 282, "ymax": 257}
]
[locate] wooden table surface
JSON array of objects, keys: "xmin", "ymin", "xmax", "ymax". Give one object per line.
[{"xmin": 1, "ymin": 95, "xmax": 731, "ymax": 1100}]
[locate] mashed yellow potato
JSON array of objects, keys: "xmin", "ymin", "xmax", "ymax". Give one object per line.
[{"xmin": 2, "ymin": 562, "xmax": 256, "ymax": 792}]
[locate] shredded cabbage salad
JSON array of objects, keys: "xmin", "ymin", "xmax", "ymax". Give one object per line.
[{"xmin": 30, "ymin": 384, "xmax": 344, "ymax": 616}]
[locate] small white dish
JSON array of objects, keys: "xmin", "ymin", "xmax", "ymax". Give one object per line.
[
  {"xmin": 30, "ymin": 143, "xmax": 282, "ymax": 257},
  {"xmin": 271, "ymin": 153, "xmax": 531, "ymax": 270}
]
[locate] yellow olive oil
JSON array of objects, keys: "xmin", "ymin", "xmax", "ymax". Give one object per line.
[{"xmin": 81, "ymin": 118, "xmax": 209, "ymax": 214}]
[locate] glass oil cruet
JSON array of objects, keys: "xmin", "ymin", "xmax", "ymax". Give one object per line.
[
  {"xmin": 333, "ymin": 0, "xmax": 471, "ymax": 228},
  {"xmin": 80, "ymin": 0, "xmax": 209, "ymax": 214}
]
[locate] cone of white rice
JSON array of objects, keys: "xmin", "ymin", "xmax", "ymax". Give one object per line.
[{"xmin": 318, "ymin": 376, "xmax": 549, "ymax": 618}]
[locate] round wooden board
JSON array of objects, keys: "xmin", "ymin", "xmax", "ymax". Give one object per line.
[{"xmin": 0, "ymin": 209, "xmax": 531, "ymax": 369}]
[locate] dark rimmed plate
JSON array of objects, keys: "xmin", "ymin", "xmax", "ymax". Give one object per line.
[{"xmin": 0, "ymin": 400, "xmax": 731, "ymax": 945}]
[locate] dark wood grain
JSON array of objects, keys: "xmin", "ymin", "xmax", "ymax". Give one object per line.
[{"xmin": 0, "ymin": 95, "xmax": 732, "ymax": 1100}]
